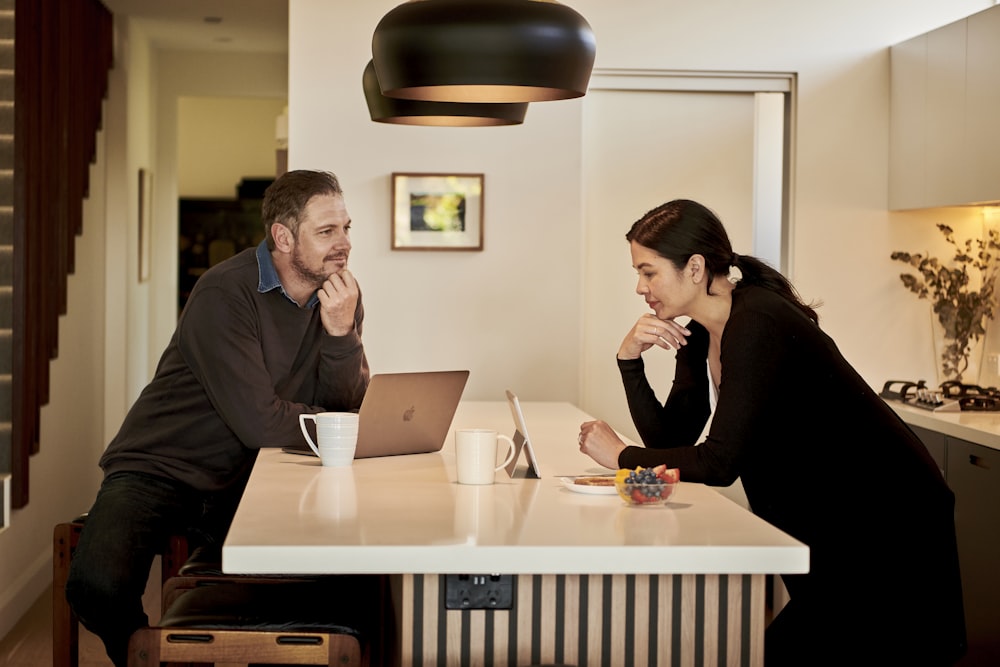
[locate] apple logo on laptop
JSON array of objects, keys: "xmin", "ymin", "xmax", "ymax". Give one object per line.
[{"xmin": 403, "ymin": 405, "xmax": 416, "ymax": 421}]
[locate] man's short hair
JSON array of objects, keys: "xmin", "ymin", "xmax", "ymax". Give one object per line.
[{"xmin": 262, "ymin": 170, "xmax": 343, "ymax": 250}]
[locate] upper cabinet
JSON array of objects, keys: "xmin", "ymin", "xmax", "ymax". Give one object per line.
[{"xmin": 890, "ymin": 6, "xmax": 1000, "ymax": 210}]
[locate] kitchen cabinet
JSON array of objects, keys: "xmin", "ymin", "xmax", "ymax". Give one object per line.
[
  {"xmin": 965, "ymin": 7, "xmax": 1000, "ymax": 203},
  {"xmin": 889, "ymin": 5, "xmax": 1000, "ymax": 209},
  {"xmin": 908, "ymin": 423, "xmax": 946, "ymax": 474},
  {"xmin": 909, "ymin": 425, "xmax": 1000, "ymax": 666},
  {"xmin": 947, "ymin": 437, "xmax": 1000, "ymax": 666}
]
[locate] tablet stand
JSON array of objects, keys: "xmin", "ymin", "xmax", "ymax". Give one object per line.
[{"xmin": 504, "ymin": 429, "xmax": 541, "ymax": 479}]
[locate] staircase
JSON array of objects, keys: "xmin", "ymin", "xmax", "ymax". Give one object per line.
[
  {"xmin": 0, "ymin": 0, "xmax": 113, "ymax": 519},
  {"xmin": 0, "ymin": 0, "xmax": 12, "ymax": 527}
]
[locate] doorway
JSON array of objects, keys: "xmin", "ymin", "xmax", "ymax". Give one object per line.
[
  {"xmin": 578, "ymin": 68, "xmax": 795, "ymax": 613},
  {"xmin": 578, "ymin": 69, "xmax": 795, "ymax": 503},
  {"xmin": 176, "ymin": 95, "xmax": 286, "ymax": 312}
]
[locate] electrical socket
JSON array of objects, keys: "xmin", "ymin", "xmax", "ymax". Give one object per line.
[
  {"xmin": 445, "ymin": 574, "xmax": 514, "ymax": 610},
  {"xmin": 988, "ymin": 353, "xmax": 1000, "ymax": 376}
]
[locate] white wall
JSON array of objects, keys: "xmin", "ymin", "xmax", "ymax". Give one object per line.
[
  {"xmin": 123, "ymin": 19, "xmax": 155, "ymax": 420},
  {"xmin": 289, "ymin": 0, "xmax": 993, "ymax": 417},
  {"xmin": 290, "ymin": 1, "xmax": 584, "ymax": 399},
  {"xmin": 177, "ymin": 96, "xmax": 287, "ymax": 198}
]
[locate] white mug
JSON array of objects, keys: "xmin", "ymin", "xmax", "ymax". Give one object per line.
[
  {"xmin": 455, "ymin": 429, "xmax": 517, "ymax": 485},
  {"xmin": 299, "ymin": 412, "xmax": 359, "ymax": 467}
]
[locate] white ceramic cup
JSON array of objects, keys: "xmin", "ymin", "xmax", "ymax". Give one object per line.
[
  {"xmin": 299, "ymin": 412, "xmax": 359, "ymax": 467},
  {"xmin": 455, "ymin": 429, "xmax": 517, "ymax": 485}
]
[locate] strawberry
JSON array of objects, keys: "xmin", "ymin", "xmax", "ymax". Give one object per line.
[{"xmin": 656, "ymin": 468, "xmax": 680, "ymax": 484}]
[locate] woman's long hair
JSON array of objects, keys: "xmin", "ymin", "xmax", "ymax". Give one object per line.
[{"xmin": 626, "ymin": 199, "xmax": 819, "ymax": 324}]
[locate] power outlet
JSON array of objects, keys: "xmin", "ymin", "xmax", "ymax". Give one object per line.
[
  {"xmin": 988, "ymin": 353, "xmax": 1000, "ymax": 376},
  {"xmin": 445, "ymin": 574, "xmax": 514, "ymax": 610}
]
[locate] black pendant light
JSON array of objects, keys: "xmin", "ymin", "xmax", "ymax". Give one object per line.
[
  {"xmin": 372, "ymin": 0, "xmax": 596, "ymax": 104},
  {"xmin": 363, "ymin": 60, "xmax": 528, "ymax": 126}
]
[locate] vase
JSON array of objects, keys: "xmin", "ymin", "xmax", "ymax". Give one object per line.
[{"xmin": 931, "ymin": 311, "xmax": 987, "ymax": 387}]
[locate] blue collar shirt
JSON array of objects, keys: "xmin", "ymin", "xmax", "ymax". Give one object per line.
[{"xmin": 256, "ymin": 241, "xmax": 318, "ymax": 308}]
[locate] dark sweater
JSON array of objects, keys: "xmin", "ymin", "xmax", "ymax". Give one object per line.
[
  {"xmin": 100, "ymin": 247, "xmax": 369, "ymax": 493},
  {"xmin": 617, "ymin": 285, "xmax": 965, "ymax": 662}
]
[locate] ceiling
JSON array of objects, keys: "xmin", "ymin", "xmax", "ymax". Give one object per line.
[{"xmin": 100, "ymin": 0, "xmax": 288, "ymax": 54}]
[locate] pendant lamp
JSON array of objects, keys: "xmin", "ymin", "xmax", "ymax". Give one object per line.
[
  {"xmin": 372, "ymin": 0, "xmax": 596, "ymax": 103},
  {"xmin": 363, "ymin": 60, "xmax": 528, "ymax": 126}
]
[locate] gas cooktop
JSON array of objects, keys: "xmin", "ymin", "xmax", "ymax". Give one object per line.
[{"xmin": 880, "ymin": 380, "xmax": 1000, "ymax": 412}]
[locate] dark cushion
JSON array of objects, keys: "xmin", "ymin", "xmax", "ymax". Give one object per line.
[
  {"xmin": 177, "ymin": 545, "xmax": 306, "ymax": 579},
  {"xmin": 159, "ymin": 578, "xmax": 379, "ymax": 637},
  {"xmin": 177, "ymin": 544, "xmax": 224, "ymax": 576}
]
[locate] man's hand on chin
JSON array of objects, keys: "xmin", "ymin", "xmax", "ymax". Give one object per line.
[{"xmin": 317, "ymin": 268, "xmax": 359, "ymax": 336}]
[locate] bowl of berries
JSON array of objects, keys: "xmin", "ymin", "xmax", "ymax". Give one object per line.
[{"xmin": 614, "ymin": 465, "xmax": 679, "ymax": 507}]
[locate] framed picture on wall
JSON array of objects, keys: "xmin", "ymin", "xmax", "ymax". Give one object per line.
[
  {"xmin": 138, "ymin": 168, "xmax": 152, "ymax": 282},
  {"xmin": 391, "ymin": 172, "xmax": 484, "ymax": 251}
]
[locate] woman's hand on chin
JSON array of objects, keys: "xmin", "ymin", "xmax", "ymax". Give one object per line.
[{"xmin": 618, "ymin": 314, "xmax": 690, "ymax": 360}]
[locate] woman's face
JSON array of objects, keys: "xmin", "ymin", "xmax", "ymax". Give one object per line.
[{"xmin": 629, "ymin": 241, "xmax": 696, "ymax": 319}]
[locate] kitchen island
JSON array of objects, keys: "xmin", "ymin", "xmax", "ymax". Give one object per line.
[{"xmin": 223, "ymin": 400, "xmax": 808, "ymax": 666}]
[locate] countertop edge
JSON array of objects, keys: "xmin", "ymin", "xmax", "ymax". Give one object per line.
[
  {"xmin": 888, "ymin": 401, "xmax": 1000, "ymax": 451},
  {"xmin": 223, "ymin": 543, "xmax": 811, "ymax": 576}
]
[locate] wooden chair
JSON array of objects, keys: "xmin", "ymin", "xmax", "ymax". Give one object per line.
[
  {"xmin": 129, "ymin": 627, "xmax": 361, "ymax": 666},
  {"xmin": 127, "ymin": 578, "xmax": 377, "ymax": 667},
  {"xmin": 52, "ymin": 517, "xmax": 188, "ymax": 667}
]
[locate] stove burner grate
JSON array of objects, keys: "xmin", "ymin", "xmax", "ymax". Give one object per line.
[{"xmin": 880, "ymin": 379, "xmax": 1000, "ymax": 412}]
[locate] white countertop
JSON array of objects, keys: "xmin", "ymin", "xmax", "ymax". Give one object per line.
[
  {"xmin": 888, "ymin": 401, "xmax": 1000, "ymax": 451},
  {"xmin": 223, "ymin": 401, "xmax": 808, "ymax": 576}
]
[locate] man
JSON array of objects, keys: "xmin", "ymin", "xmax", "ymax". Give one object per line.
[{"xmin": 65, "ymin": 170, "xmax": 369, "ymax": 667}]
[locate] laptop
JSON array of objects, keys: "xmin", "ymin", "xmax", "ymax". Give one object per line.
[{"xmin": 284, "ymin": 370, "xmax": 470, "ymax": 459}]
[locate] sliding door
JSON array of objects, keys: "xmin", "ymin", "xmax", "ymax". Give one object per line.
[{"xmin": 579, "ymin": 72, "xmax": 793, "ymax": 507}]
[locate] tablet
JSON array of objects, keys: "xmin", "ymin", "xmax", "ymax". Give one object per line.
[{"xmin": 503, "ymin": 390, "xmax": 542, "ymax": 479}]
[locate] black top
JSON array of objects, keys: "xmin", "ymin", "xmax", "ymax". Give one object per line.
[{"xmin": 617, "ymin": 285, "xmax": 965, "ymax": 662}]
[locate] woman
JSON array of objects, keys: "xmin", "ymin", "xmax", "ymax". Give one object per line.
[{"xmin": 578, "ymin": 200, "xmax": 966, "ymax": 666}]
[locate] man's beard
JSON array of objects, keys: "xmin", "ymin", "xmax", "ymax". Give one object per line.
[{"xmin": 290, "ymin": 247, "xmax": 342, "ymax": 289}]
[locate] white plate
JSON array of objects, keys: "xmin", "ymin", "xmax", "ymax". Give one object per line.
[{"xmin": 559, "ymin": 477, "xmax": 618, "ymax": 496}]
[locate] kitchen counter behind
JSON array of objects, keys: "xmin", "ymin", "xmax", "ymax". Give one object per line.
[
  {"xmin": 888, "ymin": 401, "xmax": 1000, "ymax": 452},
  {"xmin": 887, "ymin": 399, "xmax": 1000, "ymax": 665}
]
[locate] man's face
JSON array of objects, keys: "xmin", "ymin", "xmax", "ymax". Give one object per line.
[{"xmin": 288, "ymin": 193, "xmax": 351, "ymax": 288}]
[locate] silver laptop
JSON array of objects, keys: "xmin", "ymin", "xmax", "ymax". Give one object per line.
[{"xmin": 284, "ymin": 370, "xmax": 469, "ymax": 459}]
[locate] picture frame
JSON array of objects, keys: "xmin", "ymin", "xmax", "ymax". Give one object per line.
[
  {"xmin": 138, "ymin": 168, "xmax": 152, "ymax": 282},
  {"xmin": 391, "ymin": 172, "xmax": 484, "ymax": 251}
]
